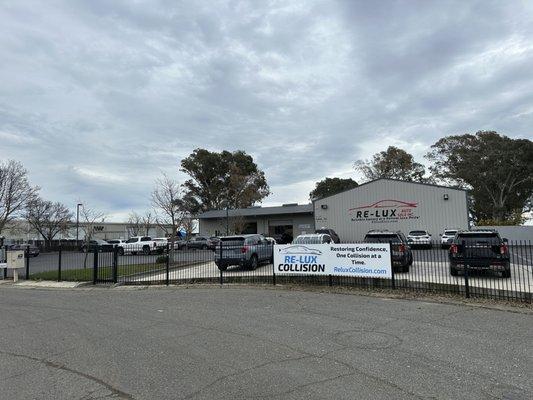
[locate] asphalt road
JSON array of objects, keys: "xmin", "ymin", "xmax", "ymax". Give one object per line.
[{"xmin": 0, "ymin": 286, "xmax": 531, "ymax": 399}]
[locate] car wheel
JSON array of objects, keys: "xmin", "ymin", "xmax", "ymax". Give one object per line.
[
  {"xmin": 201, "ymin": 244, "xmax": 208, "ymax": 250},
  {"xmin": 217, "ymin": 265, "xmax": 227, "ymax": 271},
  {"xmin": 501, "ymin": 269, "xmax": 511, "ymax": 278},
  {"xmin": 143, "ymin": 246, "xmax": 151, "ymax": 255},
  {"xmin": 118, "ymin": 247, "xmax": 124, "ymax": 256},
  {"xmin": 450, "ymin": 265, "xmax": 458, "ymax": 276},
  {"xmin": 249, "ymin": 255, "xmax": 258, "ymax": 270},
  {"xmin": 402, "ymin": 265, "xmax": 410, "ymax": 273}
]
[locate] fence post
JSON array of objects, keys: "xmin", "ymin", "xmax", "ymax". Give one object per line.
[
  {"xmin": 219, "ymin": 242, "xmax": 223, "ymax": 285},
  {"xmin": 272, "ymin": 262, "xmax": 276, "ymax": 286},
  {"xmin": 112, "ymin": 246, "xmax": 118, "ymax": 284},
  {"xmin": 92, "ymin": 247, "xmax": 98, "ymax": 285},
  {"xmin": 165, "ymin": 243, "xmax": 170, "ymax": 286},
  {"xmin": 2, "ymin": 246, "xmax": 7, "ymax": 280},
  {"xmin": 58, "ymin": 246, "xmax": 62, "ymax": 282},
  {"xmin": 25, "ymin": 246, "xmax": 30, "ymax": 280},
  {"xmin": 389, "ymin": 241, "xmax": 396, "ymax": 290},
  {"xmin": 462, "ymin": 240, "xmax": 470, "ymax": 299}
]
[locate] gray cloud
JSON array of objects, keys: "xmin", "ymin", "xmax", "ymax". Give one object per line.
[{"xmin": 0, "ymin": 0, "xmax": 532, "ymax": 219}]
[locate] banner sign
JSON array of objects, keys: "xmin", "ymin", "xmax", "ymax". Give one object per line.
[{"xmin": 274, "ymin": 244, "xmax": 392, "ymax": 278}]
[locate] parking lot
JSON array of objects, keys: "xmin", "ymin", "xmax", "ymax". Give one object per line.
[{"xmin": 132, "ymin": 248, "xmax": 533, "ymax": 295}]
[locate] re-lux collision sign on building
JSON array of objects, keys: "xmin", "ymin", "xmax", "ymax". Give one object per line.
[{"xmin": 273, "ymin": 244, "xmax": 392, "ymax": 278}]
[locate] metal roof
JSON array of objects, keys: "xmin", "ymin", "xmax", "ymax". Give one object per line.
[
  {"xmin": 198, "ymin": 203, "xmax": 313, "ymax": 219},
  {"xmin": 313, "ymin": 178, "xmax": 467, "ymax": 202}
]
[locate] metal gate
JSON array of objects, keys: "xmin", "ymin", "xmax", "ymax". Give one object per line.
[{"xmin": 92, "ymin": 248, "xmax": 118, "ymax": 284}]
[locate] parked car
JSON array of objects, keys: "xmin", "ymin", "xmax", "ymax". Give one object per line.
[
  {"xmin": 265, "ymin": 237, "xmax": 277, "ymax": 245},
  {"xmin": 207, "ymin": 236, "xmax": 221, "ymax": 251},
  {"xmin": 153, "ymin": 238, "xmax": 168, "ymax": 248},
  {"xmin": 8, "ymin": 243, "xmax": 40, "ymax": 257},
  {"xmin": 363, "ymin": 230, "xmax": 413, "ymax": 273},
  {"xmin": 293, "ymin": 234, "xmax": 333, "ymax": 244},
  {"xmin": 117, "ymin": 236, "xmax": 165, "ymax": 255},
  {"xmin": 182, "ymin": 236, "xmax": 210, "ymax": 250},
  {"xmin": 315, "ymin": 228, "xmax": 340, "ymax": 243},
  {"xmin": 106, "ymin": 239, "xmax": 126, "ymax": 245},
  {"xmin": 272, "ymin": 232, "xmax": 293, "ymax": 244},
  {"xmin": 215, "ymin": 234, "xmax": 273, "ymax": 271},
  {"xmin": 81, "ymin": 239, "xmax": 114, "ymax": 253},
  {"xmin": 407, "ymin": 230, "xmax": 432, "ymax": 248},
  {"xmin": 440, "ymin": 229, "xmax": 458, "ymax": 249},
  {"xmin": 449, "ymin": 230, "xmax": 510, "ymax": 278}
]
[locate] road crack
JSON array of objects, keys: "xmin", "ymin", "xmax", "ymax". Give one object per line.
[{"xmin": 0, "ymin": 349, "xmax": 134, "ymax": 399}]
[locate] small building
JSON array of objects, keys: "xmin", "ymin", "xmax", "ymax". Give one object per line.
[
  {"xmin": 198, "ymin": 204, "xmax": 315, "ymax": 242},
  {"xmin": 0, "ymin": 221, "xmax": 173, "ymax": 243},
  {"xmin": 313, "ymin": 178, "xmax": 469, "ymax": 241}
]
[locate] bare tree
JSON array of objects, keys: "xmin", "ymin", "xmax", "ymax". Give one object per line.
[
  {"xmin": 141, "ymin": 210, "xmax": 153, "ymax": 236},
  {"xmin": 151, "ymin": 173, "xmax": 186, "ymax": 251},
  {"xmin": 79, "ymin": 204, "xmax": 106, "ymax": 268},
  {"xmin": 229, "ymin": 215, "xmax": 249, "ymax": 235},
  {"xmin": 181, "ymin": 217, "xmax": 197, "ymax": 239},
  {"xmin": 0, "ymin": 160, "xmax": 39, "ymax": 235},
  {"xmin": 25, "ymin": 198, "xmax": 72, "ymax": 249},
  {"xmin": 126, "ymin": 211, "xmax": 143, "ymax": 237}
]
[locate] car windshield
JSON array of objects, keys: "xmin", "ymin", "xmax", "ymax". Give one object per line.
[
  {"xmin": 126, "ymin": 238, "xmax": 138, "ymax": 243},
  {"xmin": 409, "ymin": 231, "xmax": 427, "ymax": 236},
  {"xmin": 444, "ymin": 230, "xmax": 457, "ymax": 235},
  {"xmin": 364, "ymin": 234, "xmax": 399, "ymax": 243},
  {"xmin": 294, "ymin": 236, "xmax": 322, "ymax": 244},
  {"xmin": 457, "ymin": 232, "xmax": 501, "ymax": 245},
  {"xmin": 315, "ymin": 229, "xmax": 330, "ymax": 234},
  {"xmin": 459, "ymin": 232, "xmax": 498, "ymax": 238},
  {"xmin": 107, "ymin": 240, "xmax": 119, "ymax": 244},
  {"xmin": 220, "ymin": 237, "xmax": 245, "ymax": 247}
]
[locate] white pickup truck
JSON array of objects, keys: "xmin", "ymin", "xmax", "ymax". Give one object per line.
[{"xmin": 117, "ymin": 236, "xmax": 165, "ymax": 256}]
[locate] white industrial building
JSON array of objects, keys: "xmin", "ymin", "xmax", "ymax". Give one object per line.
[
  {"xmin": 198, "ymin": 178, "xmax": 470, "ymax": 242},
  {"xmin": 313, "ymin": 178, "xmax": 469, "ymax": 241}
]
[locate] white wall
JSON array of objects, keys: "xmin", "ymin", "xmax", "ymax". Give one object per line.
[
  {"xmin": 479, "ymin": 226, "xmax": 533, "ymax": 243},
  {"xmin": 314, "ymin": 179, "xmax": 469, "ymax": 242}
]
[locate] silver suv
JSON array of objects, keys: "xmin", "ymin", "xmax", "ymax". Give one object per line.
[{"xmin": 215, "ymin": 234, "xmax": 273, "ymax": 271}]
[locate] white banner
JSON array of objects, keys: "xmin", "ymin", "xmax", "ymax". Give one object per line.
[{"xmin": 273, "ymin": 243, "xmax": 392, "ymax": 278}]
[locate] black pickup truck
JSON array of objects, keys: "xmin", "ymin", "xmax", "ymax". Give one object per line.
[{"xmin": 449, "ymin": 230, "xmax": 511, "ymax": 278}]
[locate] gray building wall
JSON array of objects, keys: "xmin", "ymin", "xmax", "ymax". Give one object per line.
[
  {"xmin": 479, "ymin": 226, "xmax": 533, "ymax": 242},
  {"xmin": 314, "ymin": 179, "xmax": 469, "ymax": 242},
  {"xmin": 199, "ymin": 213, "xmax": 315, "ymax": 238}
]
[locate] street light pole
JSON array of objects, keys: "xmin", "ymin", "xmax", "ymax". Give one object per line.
[
  {"xmin": 76, "ymin": 203, "xmax": 82, "ymax": 244},
  {"xmin": 226, "ymin": 206, "xmax": 229, "ymax": 236}
]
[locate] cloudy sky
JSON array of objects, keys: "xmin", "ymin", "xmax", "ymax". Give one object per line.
[{"xmin": 1, "ymin": 0, "xmax": 533, "ymax": 221}]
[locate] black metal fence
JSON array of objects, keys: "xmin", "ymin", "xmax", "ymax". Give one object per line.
[{"xmin": 2, "ymin": 241, "xmax": 532, "ymax": 303}]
